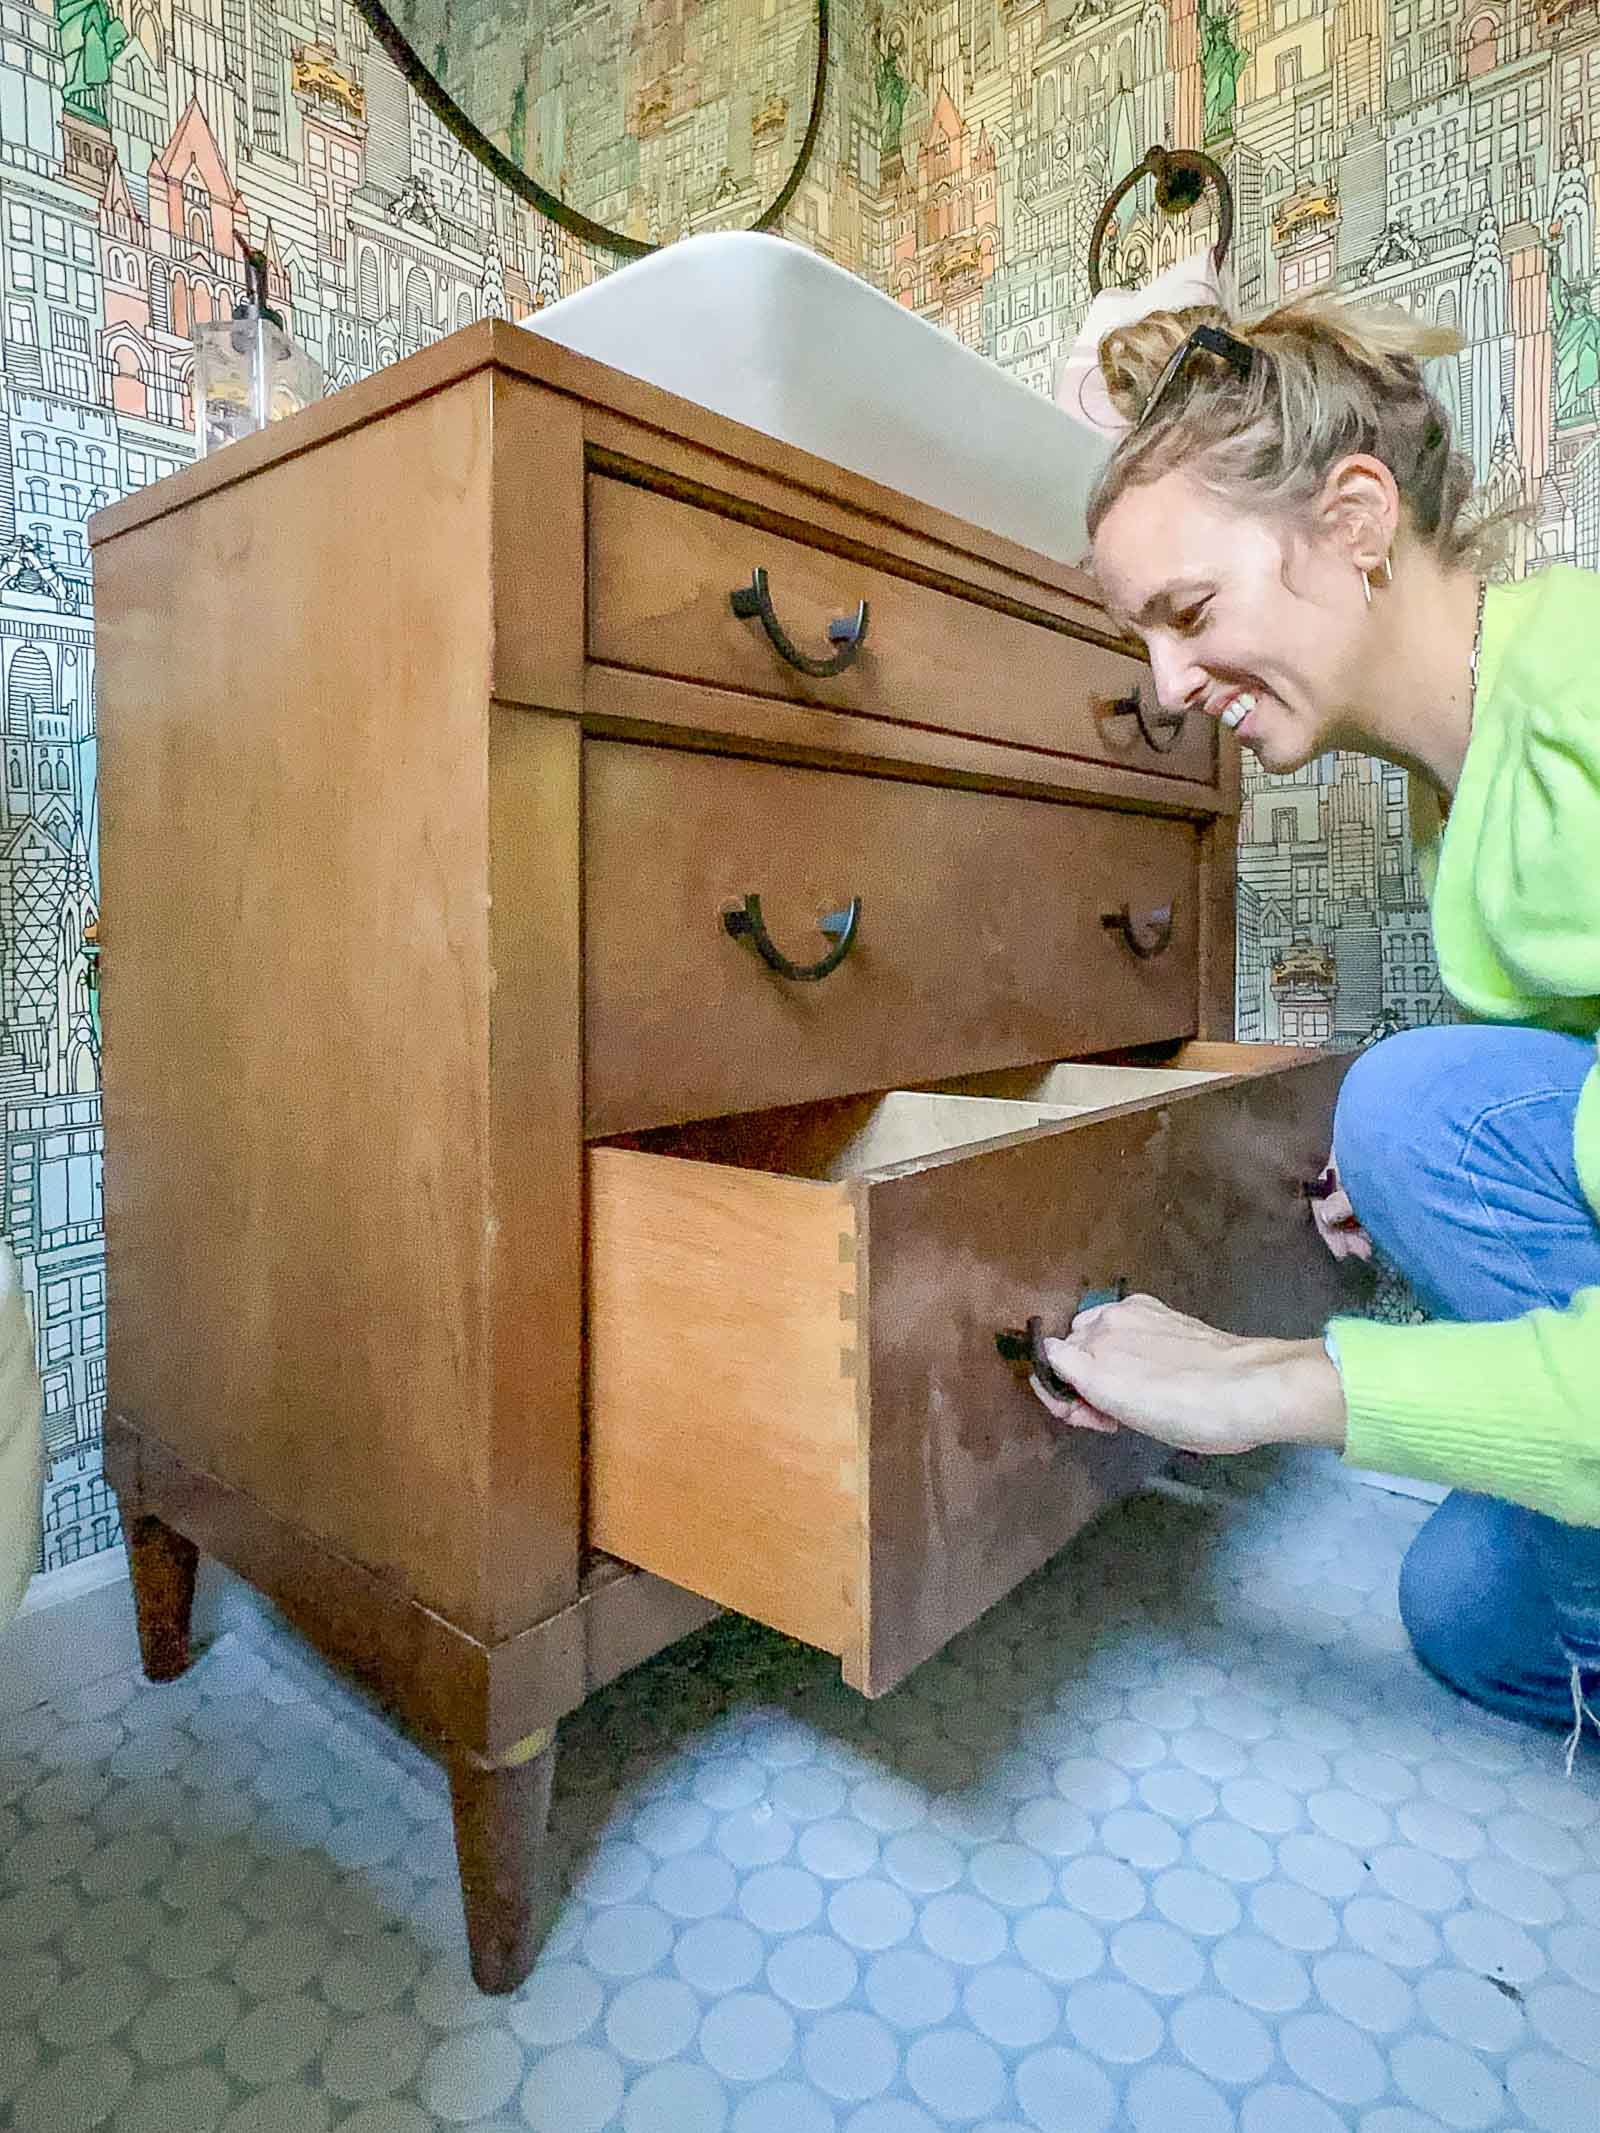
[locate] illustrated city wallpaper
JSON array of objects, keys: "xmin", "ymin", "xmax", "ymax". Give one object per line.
[{"xmin": 3, "ymin": 0, "xmax": 1590, "ymax": 1569}]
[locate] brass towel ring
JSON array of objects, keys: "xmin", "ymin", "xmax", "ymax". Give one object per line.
[{"xmin": 1087, "ymin": 146, "xmax": 1235, "ymax": 298}]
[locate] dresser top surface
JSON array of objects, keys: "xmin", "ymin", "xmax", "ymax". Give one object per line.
[{"xmin": 89, "ymin": 319, "xmax": 1108, "ymax": 613}]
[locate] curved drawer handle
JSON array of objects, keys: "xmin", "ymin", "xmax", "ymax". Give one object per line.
[
  {"xmin": 996, "ymin": 1284, "xmax": 1128, "ymax": 1402},
  {"xmin": 730, "ymin": 568, "xmax": 870, "ymax": 678},
  {"xmin": 1102, "ymin": 690, "xmax": 1188, "ymax": 755},
  {"xmin": 723, "ymin": 893, "xmax": 862, "ymax": 982},
  {"xmin": 1102, "ymin": 901, "xmax": 1175, "ymax": 960}
]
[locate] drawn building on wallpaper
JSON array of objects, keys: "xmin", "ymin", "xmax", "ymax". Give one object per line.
[
  {"xmin": 879, "ymin": 87, "xmax": 1001, "ymax": 338},
  {"xmin": 5, "ymin": 0, "xmax": 1600, "ymax": 1565},
  {"xmin": 0, "ymin": 0, "xmax": 602, "ymax": 1568},
  {"xmin": 401, "ymin": 0, "xmax": 828, "ymax": 245},
  {"xmin": 0, "ymin": 0, "xmax": 106, "ymax": 1566}
]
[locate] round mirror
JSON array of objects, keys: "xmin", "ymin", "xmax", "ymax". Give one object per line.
[{"xmin": 353, "ymin": 0, "xmax": 830, "ymax": 258}]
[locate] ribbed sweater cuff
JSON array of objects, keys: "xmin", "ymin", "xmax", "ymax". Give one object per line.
[{"xmin": 1329, "ymin": 1312, "xmax": 1600, "ymax": 1527}]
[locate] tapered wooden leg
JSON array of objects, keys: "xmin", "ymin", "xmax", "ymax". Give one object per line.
[
  {"xmin": 125, "ymin": 1515, "xmax": 200, "ymax": 1684},
  {"xmin": 448, "ymin": 1725, "xmax": 559, "ymax": 1996}
]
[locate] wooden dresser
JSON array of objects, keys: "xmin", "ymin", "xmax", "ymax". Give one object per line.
[{"xmin": 90, "ymin": 321, "xmax": 1365, "ymax": 1994}]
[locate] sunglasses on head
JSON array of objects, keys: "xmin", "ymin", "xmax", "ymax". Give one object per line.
[{"xmin": 1135, "ymin": 322, "xmax": 1258, "ymax": 432}]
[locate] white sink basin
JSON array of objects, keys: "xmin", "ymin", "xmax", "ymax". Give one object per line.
[{"xmin": 521, "ymin": 233, "xmax": 1110, "ymax": 568}]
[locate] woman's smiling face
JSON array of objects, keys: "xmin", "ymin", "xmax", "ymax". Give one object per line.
[{"xmin": 1091, "ymin": 465, "xmax": 1369, "ymax": 776}]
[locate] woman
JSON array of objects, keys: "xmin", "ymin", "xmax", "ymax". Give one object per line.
[{"xmin": 1033, "ymin": 293, "xmax": 1600, "ymax": 1752}]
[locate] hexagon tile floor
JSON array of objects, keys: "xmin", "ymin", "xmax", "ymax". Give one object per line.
[{"xmin": 5, "ymin": 1450, "xmax": 1600, "ymax": 2133}]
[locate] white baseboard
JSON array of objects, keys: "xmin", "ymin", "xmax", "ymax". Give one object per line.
[
  {"xmin": 19, "ymin": 1544, "xmax": 131, "ymax": 1615},
  {"xmin": 1346, "ymin": 1467, "xmax": 1450, "ymax": 1505},
  {"xmin": 2, "ymin": 1550, "xmax": 265, "ymax": 1715}
]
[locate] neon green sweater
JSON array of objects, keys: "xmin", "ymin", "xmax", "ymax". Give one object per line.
[{"xmin": 1331, "ymin": 564, "xmax": 1600, "ymax": 1525}]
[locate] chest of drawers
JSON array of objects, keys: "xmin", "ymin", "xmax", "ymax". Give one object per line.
[{"xmin": 91, "ymin": 322, "xmax": 1365, "ymax": 1994}]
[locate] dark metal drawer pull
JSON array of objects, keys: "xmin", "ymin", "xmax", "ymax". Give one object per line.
[
  {"xmin": 724, "ymin": 893, "xmax": 862, "ymax": 982},
  {"xmin": 1103, "ymin": 690, "xmax": 1187, "ymax": 754},
  {"xmin": 997, "ymin": 1284, "xmax": 1129, "ymax": 1402},
  {"xmin": 1102, "ymin": 901, "xmax": 1175, "ymax": 960},
  {"xmin": 730, "ymin": 567, "xmax": 870, "ymax": 678}
]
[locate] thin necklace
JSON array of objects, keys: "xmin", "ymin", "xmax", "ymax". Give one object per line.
[
  {"xmin": 1440, "ymin": 576, "xmax": 1488, "ymax": 828},
  {"xmin": 1469, "ymin": 576, "xmax": 1487, "ymax": 695}
]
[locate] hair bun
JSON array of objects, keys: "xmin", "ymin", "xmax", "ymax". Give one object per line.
[
  {"xmin": 1097, "ymin": 303, "xmax": 1229, "ymax": 423},
  {"xmin": 1086, "ymin": 289, "xmax": 1498, "ymax": 572}
]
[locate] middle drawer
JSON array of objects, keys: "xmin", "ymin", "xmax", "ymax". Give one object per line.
[{"xmin": 583, "ymin": 742, "xmax": 1200, "ymax": 1135}]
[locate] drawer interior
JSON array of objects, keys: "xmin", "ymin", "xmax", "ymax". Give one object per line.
[
  {"xmin": 605, "ymin": 1064, "xmax": 1235, "ymax": 1181},
  {"xmin": 588, "ymin": 1044, "xmax": 1340, "ymax": 1689}
]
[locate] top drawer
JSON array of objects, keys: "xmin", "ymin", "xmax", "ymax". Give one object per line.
[{"xmin": 587, "ymin": 476, "xmax": 1217, "ymax": 787}]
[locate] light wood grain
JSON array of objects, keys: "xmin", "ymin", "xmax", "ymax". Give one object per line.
[
  {"xmin": 588, "ymin": 1149, "xmax": 864, "ymax": 1653},
  {"xmin": 937, "ymin": 1061, "xmax": 1226, "ymax": 1109},
  {"xmin": 1167, "ymin": 1039, "xmax": 1320, "ymax": 1073}
]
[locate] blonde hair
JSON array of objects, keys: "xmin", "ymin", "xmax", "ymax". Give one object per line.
[{"xmin": 1085, "ymin": 292, "xmax": 1497, "ymax": 566}]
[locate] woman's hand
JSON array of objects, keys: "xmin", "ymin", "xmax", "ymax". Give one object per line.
[
  {"xmin": 1030, "ymin": 1291, "xmax": 1348, "ymax": 1458},
  {"xmin": 1309, "ymin": 1155, "xmax": 1372, "ymax": 1263}
]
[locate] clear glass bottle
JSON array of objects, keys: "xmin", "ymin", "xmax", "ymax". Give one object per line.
[{"xmin": 194, "ymin": 246, "xmax": 324, "ymax": 456}]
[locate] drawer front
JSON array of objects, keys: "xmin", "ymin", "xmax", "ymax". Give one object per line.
[
  {"xmin": 588, "ymin": 1047, "xmax": 1367, "ymax": 1695},
  {"xmin": 587, "ymin": 476, "xmax": 1217, "ymax": 785},
  {"xmin": 856, "ymin": 1049, "xmax": 1361, "ymax": 1692},
  {"xmin": 584, "ymin": 743, "xmax": 1201, "ymax": 1135}
]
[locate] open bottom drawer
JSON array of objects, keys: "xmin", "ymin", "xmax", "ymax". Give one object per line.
[{"xmin": 588, "ymin": 1041, "xmax": 1367, "ymax": 1696}]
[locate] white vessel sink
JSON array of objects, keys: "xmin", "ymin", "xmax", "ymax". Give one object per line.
[{"xmin": 520, "ymin": 232, "xmax": 1110, "ymax": 568}]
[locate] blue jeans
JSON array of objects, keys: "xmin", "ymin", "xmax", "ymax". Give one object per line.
[{"xmin": 1334, "ymin": 1024, "xmax": 1600, "ymax": 1736}]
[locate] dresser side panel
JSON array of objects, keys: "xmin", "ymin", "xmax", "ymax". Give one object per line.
[
  {"xmin": 96, "ymin": 376, "xmax": 506, "ymax": 1630},
  {"xmin": 485, "ymin": 704, "xmax": 583, "ymax": 1636}
]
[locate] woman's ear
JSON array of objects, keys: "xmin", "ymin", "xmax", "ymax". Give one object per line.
[{"xmin": 1317, "ymin": 453, "xmax": 1402, "ymax": 573}]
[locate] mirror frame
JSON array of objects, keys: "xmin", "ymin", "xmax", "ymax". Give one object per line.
[{"xmin": 351, "ymin": 0, "xmax": 832, "ymax": 262}]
